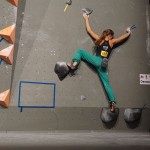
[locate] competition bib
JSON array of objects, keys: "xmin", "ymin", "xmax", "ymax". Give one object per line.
[{"xmin": 101, "ymin": 50, "xmax": 108, "ymax": 57}]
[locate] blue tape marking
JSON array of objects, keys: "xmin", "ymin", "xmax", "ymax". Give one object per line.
[
  {"xmin": 20, "ymin": 106, "xmax": 55, "ymax": 109},
  {"xmin": 53, "ymin": 83, "xmax": 56, "ymax": 108},
  {"xmin": 20, "ymin": 81, "xmax": 55, "ymax": 85},
  {"xmin": 18, "ymin": 81, "xmax": 22, "ymax": 108},
  {"xmin": 18, "ymin": 81, "xmax": 56, "ymax": 112}
]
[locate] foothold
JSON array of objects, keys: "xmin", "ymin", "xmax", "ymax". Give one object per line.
[
  {"xmin": 0, "ymin": 45, "xmax": 14, "ymax": 65},
  {"xmin": 81, "ymin": 95, "xmax": 86, "ymax": 100},
  {"xmin": 124, "ymin": 104, "xmax": 146, "ymax": 123},
  {"xmin": 54, "ymin": 62, "xmax": 69, "ymax": 80},
  {"xmin": 64, "ymin": 0, "xmax": 72, "ymax": 12},
  {"xmin": 0, "ymin": 89, "xmax": 10, "ymax": 108},
  {"xmin": 0, "ymin": 24, "xmax": 16, "ymax": 44},
  {"xmin": 82, "ymin": 8, "xmax": 93, "ymax": 15},
  {"xmin": 100, "ymin": 107, "xmax": 119, "ymax": 123},
  {"xmin": 124, "ymin": 108, "xmax": 141, "ymax": 123},
  {"xmin": 6, "ymin": 0, "xmax": 18, "ymax": 7}
]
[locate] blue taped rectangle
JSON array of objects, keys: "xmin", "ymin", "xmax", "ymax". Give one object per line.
[{"xmin": 18, "ymin": 81, "xmax": 56, "ymax": 112}]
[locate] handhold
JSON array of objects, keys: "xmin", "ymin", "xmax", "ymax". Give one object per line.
[
  {"xmin": 130, "ymin": 24, "xmax": 136, "ymax": 30},
  {"xmin": 64, "ymin": 0, "xmax": 72, "ymax": 12},
  {"xmin": 0, "ymin": 45, "xmax": 14, "ymax": 65},
  {"xmin": 0, "ymin": 24, "xmax": 16, "ymax": 44},
  {"xmin": 0, "ymin": 89, "xmax": 10, "ymax": 108},
  {"xmin": 82, "ymin": 8, "xmax": 93, "ymax": 15},
  {"xmin": 100, "ymin": 107, "xmax": 119, "ymax": 123},
  {"xmin": 66, "ymin": 0, "xmax": 72, "ymax": 5},
  {"xmin": 81, "ymin": 95, "xmax": 86, "ymax": 100}
]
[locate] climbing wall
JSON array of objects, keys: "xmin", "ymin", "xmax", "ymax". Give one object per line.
[
  {"xmin": 0, "ymin": 0, "xmax": 150, "ymax": 131},
  {"xmin": 0, "ymin": 0, "xmax": 17, "ymax": 108}
]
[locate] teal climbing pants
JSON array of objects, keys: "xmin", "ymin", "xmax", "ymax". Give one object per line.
[{"xmin": 72, "ymin": 49, "xmax": 116, "ymax": 103}]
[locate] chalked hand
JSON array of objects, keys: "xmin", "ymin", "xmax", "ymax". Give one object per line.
[
  {"xmin": 83, "ymin": 13, "xmax": 89, "ymax": 20},
  {"xmin": 126, "ymin": 27, "xmax": 131, "ymax": 33},
  {"xmin": 126, "ymin": 25, "xmax": 136, "ymax": 33},
  {"xmin": 82, "ymin": 8, "xmax": 93, "ymax": 16}
]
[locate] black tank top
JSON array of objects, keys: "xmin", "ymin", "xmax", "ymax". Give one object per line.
[{"xmin": 95, "ymin": 40, "xmax": 112, "ymax": 59}]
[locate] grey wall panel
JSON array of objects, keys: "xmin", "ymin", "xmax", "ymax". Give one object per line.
[{"xmin": 0, "ymin": 0, "xmax": 149, "ymax": 131}]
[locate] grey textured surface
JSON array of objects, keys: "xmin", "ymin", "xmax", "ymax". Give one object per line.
[
  {"xmin": 0, "ymin": 0, "xmax": 150, "ymax": 132},
  {"xmin": 0, "ymin": 107, "xmax": 149, "ymax": 131},
  {"xmin": 0, "ymin": 132, "xmax": 150, "ymax": 150}
]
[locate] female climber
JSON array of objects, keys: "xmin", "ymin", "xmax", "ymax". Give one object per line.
[{"xmin": 68, "ymin": 14, "xmax": 131, "ymax": 112}]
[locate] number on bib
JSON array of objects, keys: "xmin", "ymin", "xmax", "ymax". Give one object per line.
[{"xmin": 101, "ymin": 51, "xmax": 108, "ymax": 57}]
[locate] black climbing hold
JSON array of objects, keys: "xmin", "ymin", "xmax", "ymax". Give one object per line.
[
  {"xmin": 100, "ymin": 107, "xmax": 119, "ymax": 123},
  {"xmin": 124, "ymin": 104, "xmax": 147, "ymax": 123},
  {"xmin": 124, "ymin": 108, "xmax": 141, "ymax": 123},
  {"xmin": 82, "ymin": 8, "xmax": 93, "ymax": 15},
  {"xmin": 130, "ymin": 24, "xmax": 136, "ymax": 30},
  {"xmin": 54, "ymin": 62, "xmax": 69, "ymax": 80},
  {"xmin": 66, "ymin": 0, "xmax": 72, "ymax": 5}
]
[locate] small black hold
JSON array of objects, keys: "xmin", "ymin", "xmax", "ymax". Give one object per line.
[
  {"xmin": 82, "ymin": 8, "xmax": 93, "ymax": 15},
  {"xmin": 66, "ymin": 0, "xmax": 72, "ymax": 5}
]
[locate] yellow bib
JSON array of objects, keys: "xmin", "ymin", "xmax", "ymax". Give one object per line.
[{"xmin": 101, "ymin": 50, "xmax": 108, "ymax": 57}]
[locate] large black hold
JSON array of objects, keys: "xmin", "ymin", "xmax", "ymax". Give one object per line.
[
  {"xmin": 124, "ymin": 104, "xmax": 147, "ymax": 123},
  {"xmin": 54, "ymin": 62, "xmax": 69, "ymax": 80},
  {"xmin": 100, "ymin": 107, "xmax": 119, "ymax": 123}
]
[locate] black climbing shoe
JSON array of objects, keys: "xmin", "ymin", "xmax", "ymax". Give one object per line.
[
  {"xmin": 67, "ymin": 64, "xmax": 76, "ymax": 71},
  {"xmin": 67, "ymin": 63, "xmax": 78, "ymax": 76}
]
